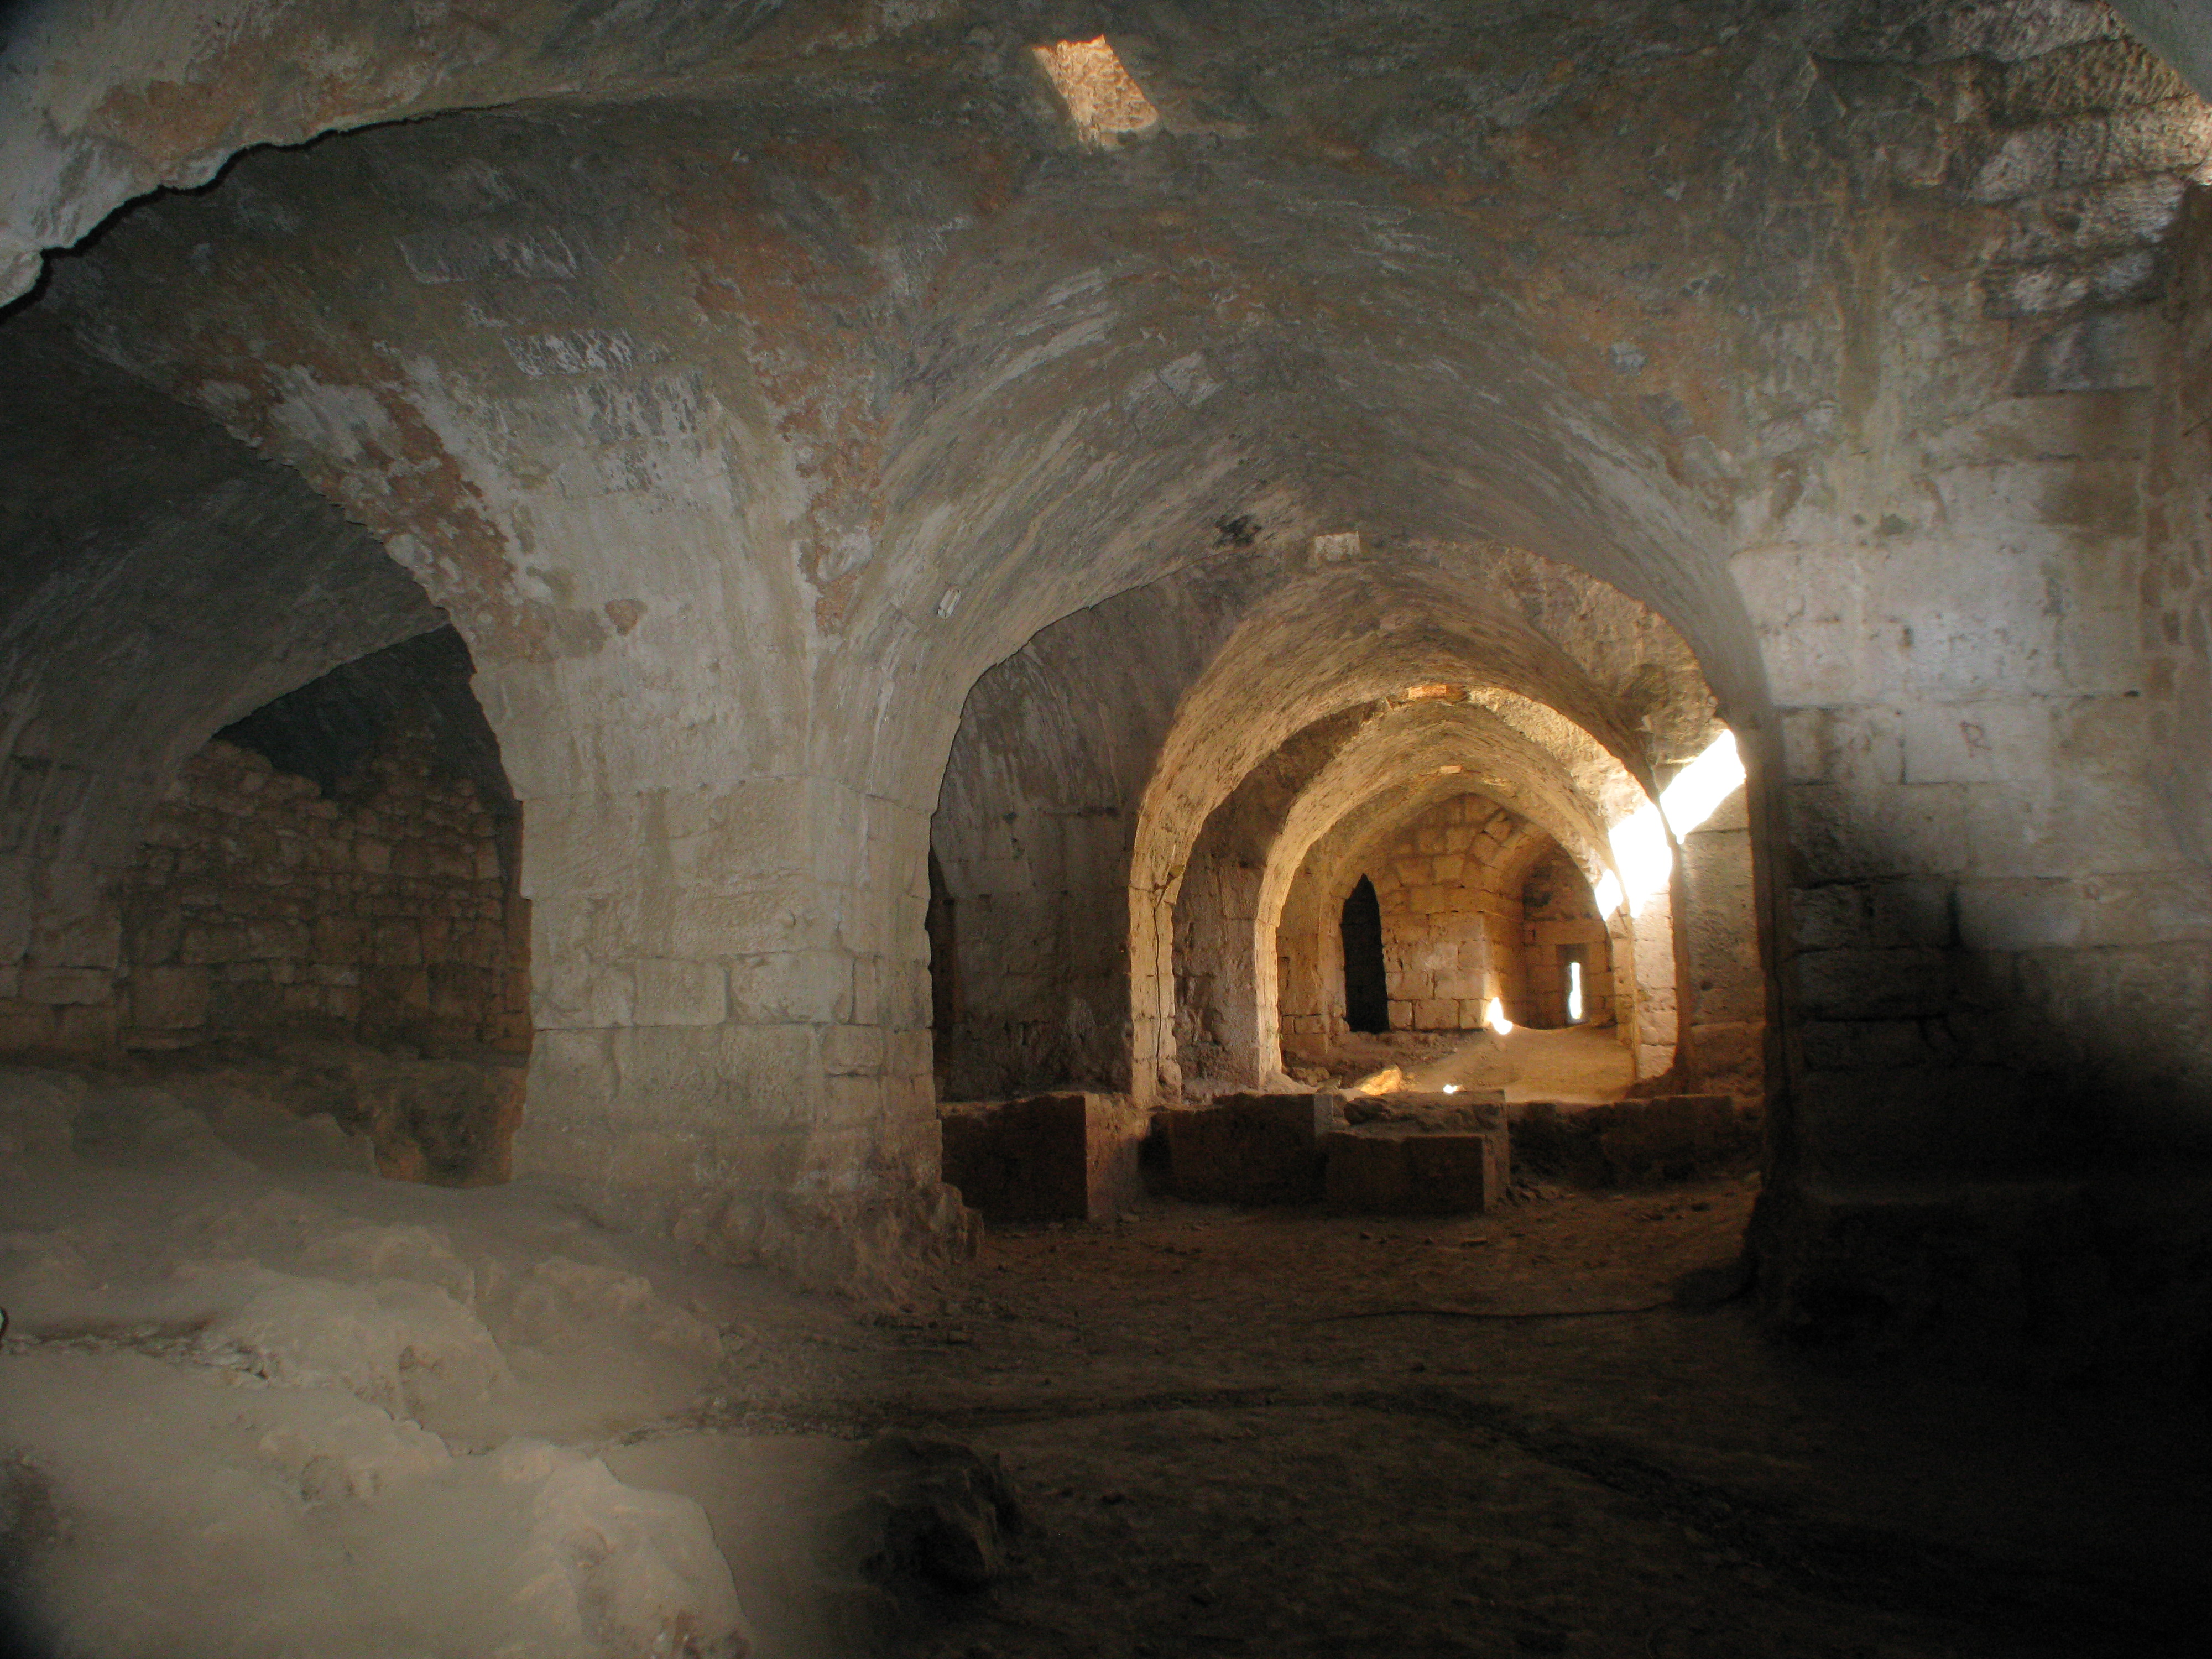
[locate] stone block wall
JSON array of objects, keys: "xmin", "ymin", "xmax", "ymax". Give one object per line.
[
  {"xmin": 17, "ymin": 0, "xmax": 2206, "ymax": 1360},
  {"xmin": 111, "ymin": 727, "xmax": 528, "ymax": 1055},
  {"xmin": 933, "ymin": 713, "xmax": 1135, "ymax": 1102},
  {"xmin": 1368, "ymin": 794, "xmax": 1536, "ymax": 1031},
  {"xmin": 1732, "ymin": 74, "xmax": 2212, "ymax": 1178},
  {"xmin": 1170, "ymin": 843, "xmax": 1266, "ymax": 1086},
  {"xmin": 1677, "ymin": 791, "xmax": 1764, "ymax": 1099},
  {"xmin": 1517, "ymin": 846, "xmax": 1617, "ymax": 1029}
]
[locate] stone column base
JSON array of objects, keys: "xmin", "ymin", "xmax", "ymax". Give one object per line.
[{"xmin": 1749, "ymin": 1167, "xmax": 2212, "ymax": 1386}]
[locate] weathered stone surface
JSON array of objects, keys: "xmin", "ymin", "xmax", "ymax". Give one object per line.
[
  {"xmin": 940, "ymin": 559, "xmax": 1725, "ymax": 1102},
  {"xmin": 1322, "ymin": 1124, "xmax": 1511, "ymax": 1215},
  {"xmin": 939, "ymin": 1092, "xmax": 1146, "ymax": 1225},
  {"xmin": 253, "ymin": 1392, "xmax": 452, "ymax": 1504},
  {"xmin": 851, "ymin": 1433, "xmax": 1025, "ymax": 1596},
  {"xmin": 1339, "ymin": 1088, "xmax": 1506, "ymax": 1132},
  {"xmin": 1750, "ymin": 1166, "xmax": 2212, "ymax": 1383},
  {"xmin": 195, "ymin": 1268, "xmax": 509, "ymax": 1416},
  {"xmin": 1514, "ymin": 1096, "xmax": 1761, "ymax": 1188},
  {"xmin": 1, "ymin": 0, "xmax": 2210, "ymax": 1379},
  {"xmin": 494, "ymin": 1439, "xmax": 750, "ymax": 1658},
  {"xmin": 0, "ymin": 1066, "xmax": 82, "ymax": 1157},
  {"xmin": 1166, "ymin": 1092, "xmax": 1333, "ymax": 1206},
  {"xmin": 504, "ymin": 1255, "xmax": 725, "ymax": 1362},
  {"xmin": 114, "ymin": 715, "xmax": 528, "ymax": 1057},
  {"xmin": 70, "ymin": 1087, "xmax": 250, "ymax": 1172}
]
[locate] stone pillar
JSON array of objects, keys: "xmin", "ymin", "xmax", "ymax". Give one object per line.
[
  {"xmin": 453, "ymin": 477, "xmax": 961, "ymax": 1285},
  {"xmin": 509, "ymin": 771, "xmax": 953, "ymax": 1282},
  {"xmin": 1129, "ymin": 885, "xmax": 1177, "ymax": 1107},
  {"xmin": 1678, "ymin": 785, "xmax": 1765, "ymax": 1097},
  {"xmin": 1624, "ymin": 884, "xmax": 1677, "ymax": 1081}
]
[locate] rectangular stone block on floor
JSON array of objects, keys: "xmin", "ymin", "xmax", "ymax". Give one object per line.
[
  {"xmin": 940, "ymin": 1092, "xmax": 1146, "ymax": 1224},
  {"xmin": 1165, "ymin": 1092, "xmax": 1332, "ymax": 1204},
  {"xmin": 1592, "ymin": 1094, "xmax": 1758, "ymax": 1183},
  {"xmin": 1509, "ymin": 1095, "xmax": 1759, "ymax": 1186},
  {"xmin": 1322, "ymin": 1124, "xmax": 1510, "ymax": 1215}
]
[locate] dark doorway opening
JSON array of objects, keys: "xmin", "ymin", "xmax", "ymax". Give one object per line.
[
  {"xmin": 926, "ymin": 849, "xmax": 959, "ymax": 1084},
  {"xmin": 1341, "ymin": 875, "xmax": 1389, "ymax": 1034}
]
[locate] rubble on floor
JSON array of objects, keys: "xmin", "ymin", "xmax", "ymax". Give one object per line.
[{"xmin": 0, "ymin": 1063, "xmax": 834, "ymax": 1657}]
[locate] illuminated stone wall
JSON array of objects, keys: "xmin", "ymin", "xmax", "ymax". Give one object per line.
[{"xmin": 1516, "ymin": 844, "xmax": 1617, "ymax": 1031}]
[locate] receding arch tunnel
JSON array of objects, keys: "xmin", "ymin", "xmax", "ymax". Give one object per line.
[{"xmin": 930, "ymin": 538, "xmax": 1754, "ymax": 1104}]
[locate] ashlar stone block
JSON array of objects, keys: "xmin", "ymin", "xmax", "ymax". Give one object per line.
[
  {"xmin": 1323, "ymin": 1122, "xmax": 1510, "ymax": 1215},
  {"xmin": 939, "ymin": 1093, "xmax": 1147, "ymax": 1223},
  {"xmin": 18, "ymin": 967, "xmax": 110, "ymax": 1006},
  {"xmin": 134, "ymin": 966, "xmax": 209, "ymax": 1030},
  {"xmin": 1166, "ymin": 1092, "xmax": 1332, "ymax": 1204},
  {"xmin": 633, "ymin": 958, "xmax": 727, "ymax": 1026}
]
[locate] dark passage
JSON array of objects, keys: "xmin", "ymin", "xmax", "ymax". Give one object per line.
[
  {"xmin": 1341, "ymin": 875, "xmax": 1390, "ymax": 1034},
  {"xmin": 926, "ymin": 848, "xmax": 959, "ymax": 1082},
  {"xmin": 925, "ymin": 849, "xmax": 960, "ymax": 1044}
]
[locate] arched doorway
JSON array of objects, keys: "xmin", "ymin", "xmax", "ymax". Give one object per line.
[{"xmin": 1340, "ymin": 875, "xmax": 1389, "ymax": 1034}]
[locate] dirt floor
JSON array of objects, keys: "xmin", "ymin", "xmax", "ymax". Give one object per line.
[
  {"xmin": 618, "ymin": 1178, "xmax": 2208, "ymax": 1659},
  {"xmin": 4, "ymin": 1063, "xmax": 2208, "ymax": 1658}
]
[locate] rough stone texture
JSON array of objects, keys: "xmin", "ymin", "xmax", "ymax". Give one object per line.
[
  {"xmin": 2112, "ymin": 1, "xmax": 2212, "ymax": 103},
  {"xmin": 941, "ymin": 594, "xmax": 1736, "ymax": 1099},
  {"xmin": 0, "ymin": 1061, "xmax": 755, "ymax": 1657},
  {"xmin": 1749, "ymin": 1166, "xmax": 2212, "ymax": 1381},
  {"xmin": 0, "ymin": 322, "xmax": 447, "ymax": 1063},
  {"xmin": 1517, "ymin": 842, "xmax": 1620, "ymax": 1029},
  {"xmin": 1165, "ymin": 1092, "xmax": 1334, "ymax": 1205},
  {"xmin": 1514, "ymin": 1096, "xmax": 1762, "ymax": 1188},
  {"xmin": 938, "ymin": 1091, "xmax": 1145, "ymax": 1224},
  {"xmin": 1, "ymin": 0, "xmax": 2210, "ymax": 1366},
  {"xmin": 1322, "ymin": 1124, "xmax": 1512, "ymax": 1216},
  {"xmin": 1340, "ymin": 1088, "xmax": 1509, "ymax": 1128},
  {"xmin": 105, "ymin": 732, "xmax": 529, "ymax": 1056},
  {"xmin": 1260, "ymin": 701, "xmax": 1716, "ymax": 1089},
  {"xmin": 1359, "ymin": 792, "xmax": 1614, "ymax": 1034},
  {"xmin": 849, "ymin": 1432, "xmax": 1026, "ymax": 1599},
  {"xmin": 0, "ymin": 625, "xmax": 534, "ymax": 1183}
]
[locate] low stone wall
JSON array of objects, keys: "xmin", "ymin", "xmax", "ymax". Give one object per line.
[
  {"xmin": 1511, "ymin": 1096, "xmax": 1760, "ymax": 1188},
  {"xmin": 113, "ymin": 727, "xmax": 529, "ymax": 1056}
]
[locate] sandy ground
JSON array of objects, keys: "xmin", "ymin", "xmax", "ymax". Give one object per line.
[
  {"xmin": 0, "ymin": 1067, "xmax": 763, "ymax": 1657},
  {"xmin": 4, "ymin": 1062, "xmax": 2207, "ymax": 1658},
  {"xmin": 1285, "ymin": 1026, "xmax": 1635, "ymax": 1103}
]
